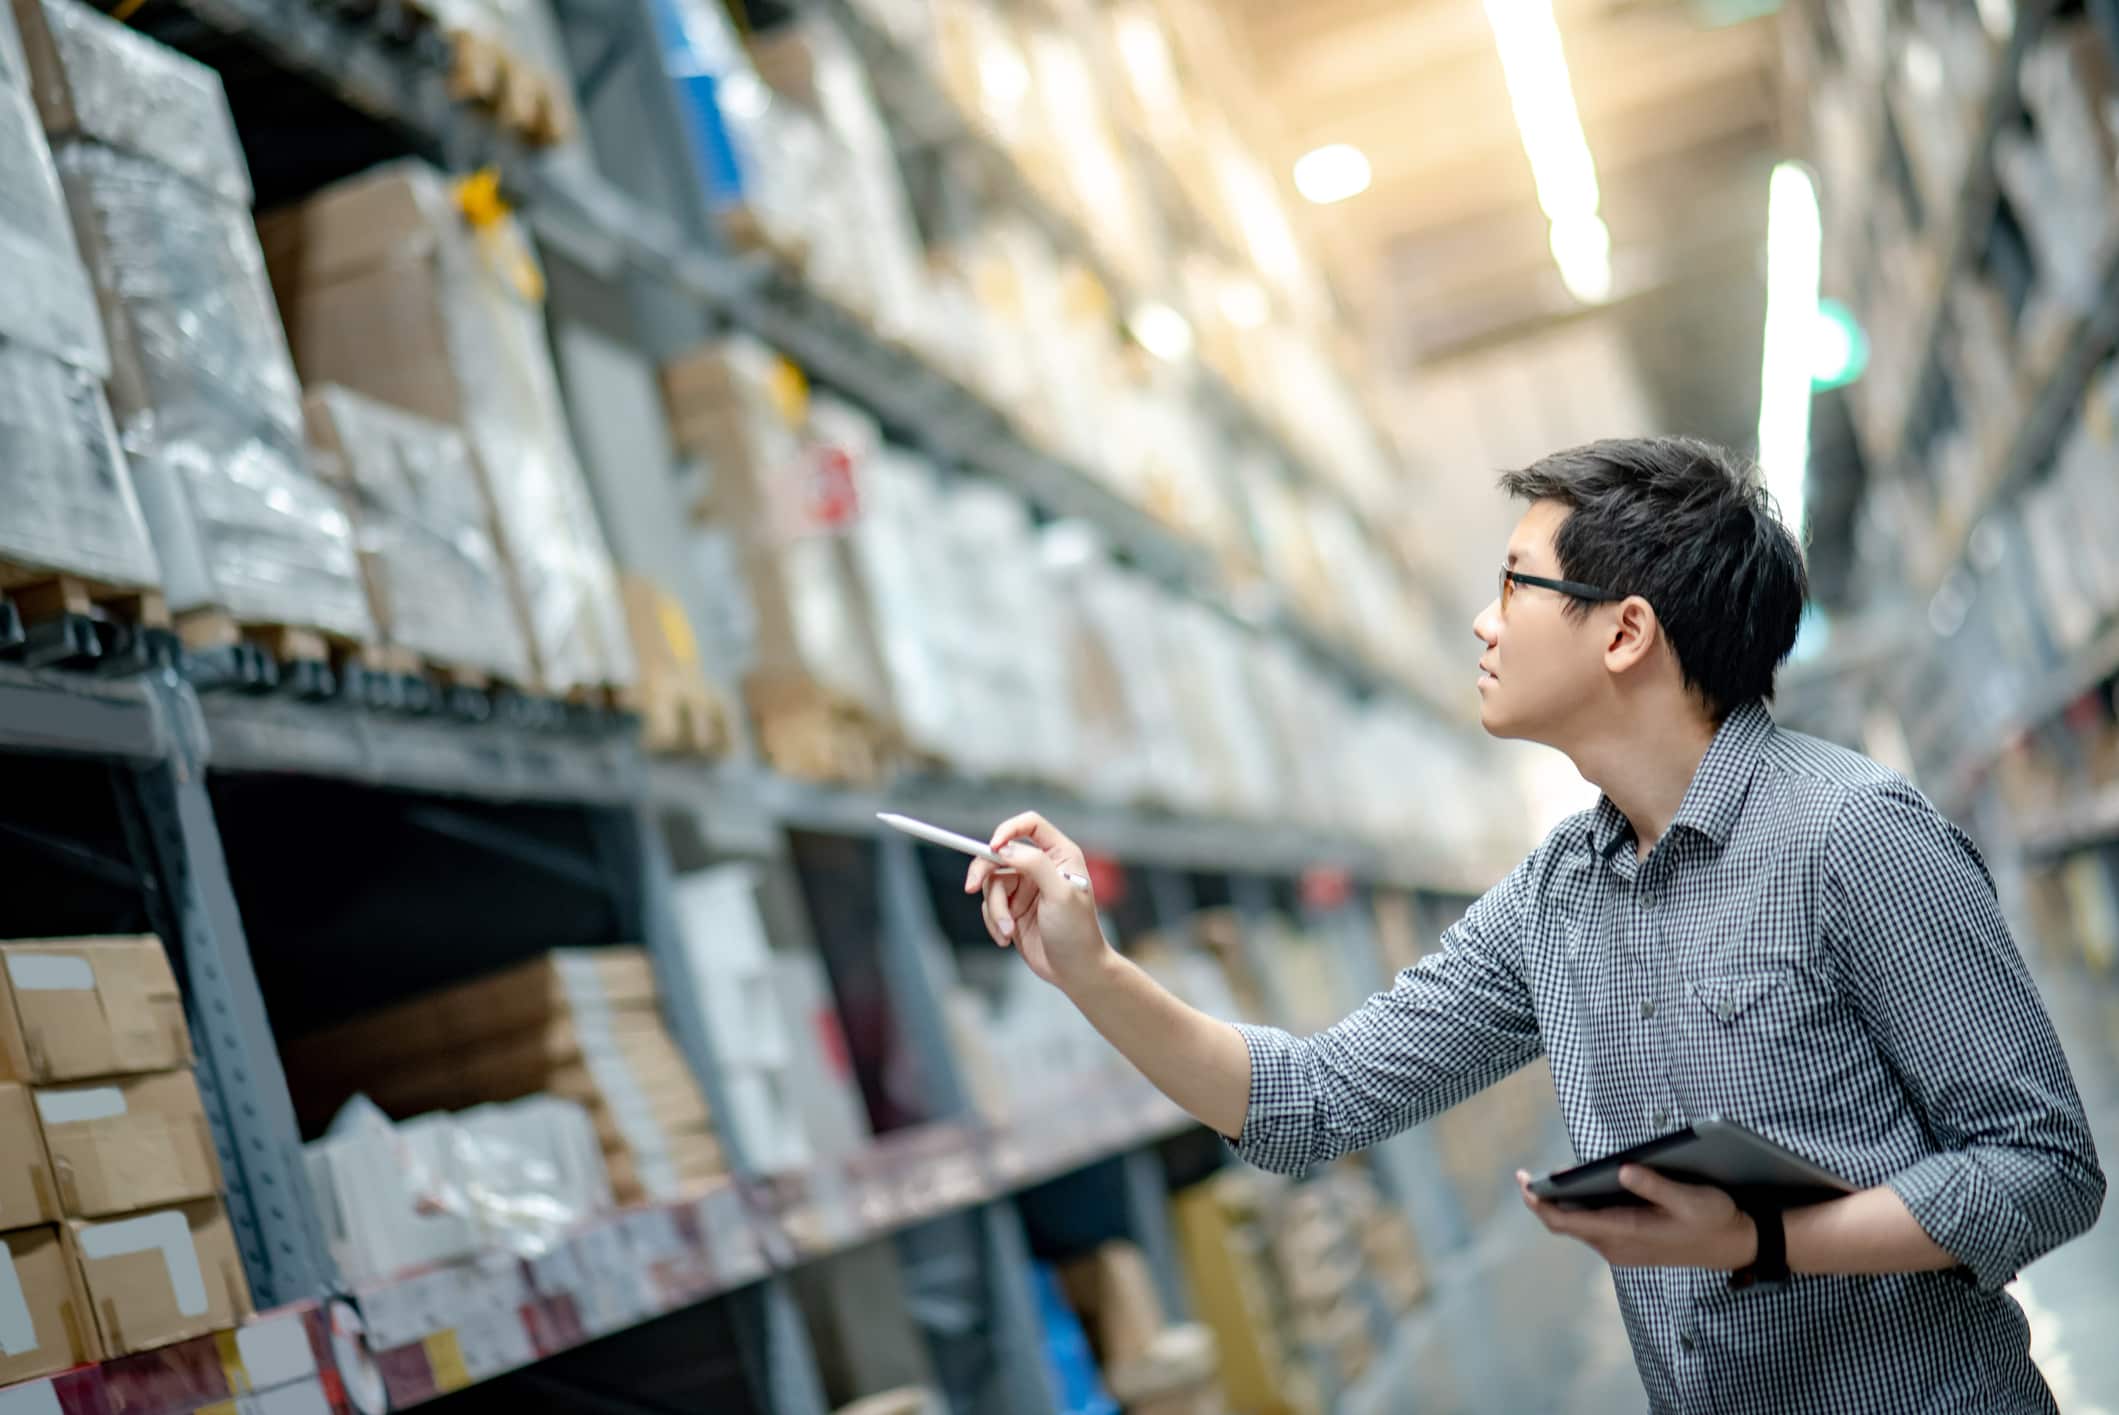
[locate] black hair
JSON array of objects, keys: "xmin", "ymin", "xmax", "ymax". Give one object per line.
[{"xmin": 1499, "ymin": 436, "xmax": 1808, "ymax": 718}]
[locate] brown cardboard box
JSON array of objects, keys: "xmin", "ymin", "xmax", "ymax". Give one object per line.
[
  {"xmin": 0, "ymin": 1224, "xmax": 100, "ymax": 1384},
  {"xmin": 1171, "ymin": 1180, "xmax": 1295, "ymax": 1415},
  {"xmin": 0, "ymin": 938, "xmax": 190, "ymax": 1084},
  {"xmin": 1060, "ymin": 1242, "xmax": 1166, "ymax": 1374},
  {"xmin": 68, "ymin": 1198, "xmax": 252, "ymax": 1356},
  {"xmin": 35, "ymin": 1070, "xmax": 223, "ymax": 1218},
  {"xmin": 0, "ymin": 1084, "xmax": 58, "ymax": 1230}
]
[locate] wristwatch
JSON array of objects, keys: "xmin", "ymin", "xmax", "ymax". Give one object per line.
[{"xmin": 1728, "ymin": 1198, "xmax": 1790, "ymax": 1291}]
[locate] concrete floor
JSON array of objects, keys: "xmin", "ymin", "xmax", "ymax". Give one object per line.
[{"xmin": 1345, "ymin": 960, "xmax": 2119, "ymax": 1414}]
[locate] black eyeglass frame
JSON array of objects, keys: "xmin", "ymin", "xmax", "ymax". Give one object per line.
[{"xmin": 1499, "ymin": 567, "xmax": 1624, "ymax": 606}]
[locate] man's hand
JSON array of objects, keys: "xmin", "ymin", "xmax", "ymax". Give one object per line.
[
  {"xmin": 1516, "ymin": 1165, "xmax": 1759, "ymax": 1271},
  {"xmin": 965, "ymin": 812, "xmax": 1110, "ymax": 993}
]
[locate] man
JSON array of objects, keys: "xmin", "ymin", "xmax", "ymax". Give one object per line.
[{"xmin": 965, "ymin": 437, "xmax": 2105, "ymax": 1414}]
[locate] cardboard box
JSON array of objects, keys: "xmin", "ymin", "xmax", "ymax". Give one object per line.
[
  {"xmin": 0, "ymin": 938, "xmax": 190, "ymax": 1084},
  {"xmin": 35, "ymin": 1069, "xmax": 223, "ymax": 1217},
  {"xmin": 0, "ymin": 1224, "xmax": 99, "ymax": 1383},
  {"xmin": 0, "ymin": 1083, "xmax": 57, "ymax": 1229},
  {"xmin": 69, "ymin": 1197, "xmax": 251, "ymax": 1356},
  {"xmin": 1060, "ymin": 1242, "xmax": 1167, "ymax": 1376}
]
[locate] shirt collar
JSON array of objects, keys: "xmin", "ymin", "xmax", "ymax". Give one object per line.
[{"xmin": 1590, "ymin": 700, "xmax": 1775, "ymax": 858}]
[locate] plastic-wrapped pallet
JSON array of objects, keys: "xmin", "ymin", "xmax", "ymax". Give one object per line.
[
  {"xmin": 30, "ymin": 2, "xmax": 370, "ymax": 638},
  {"xmin": 0, "ymin": 54, "xmax": 158, "ymax": 590},
  {"xmin": 303, "ymin": 385, "xmax": 535, "ymax": 684},
  {"xmin": 12, "ymin": 0, "xmax": 248, "ymax": 204},
  {"xmin": 260, "ymin": 160, "xmax": 634, "ymax": 693},
  {"xmin": 0, "ymin": 41, "xmax": 103, "ymax": 374}
]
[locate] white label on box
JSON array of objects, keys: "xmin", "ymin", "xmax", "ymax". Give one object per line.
[
  {"xmin": 4, "ymin": 955, "xmax": 94, "ymax": 991},
  {"xmin": 622, "ymin": 1208, "xmax": 684, "ymax": 1264},
  {"xmin": 250, "ymin": 1380, "xmax": 335, "ymax": 1415},
  {"xmin": 236, "ymin": 1311, "xmax": 319, "ymax": 1388},
  {"xmin": 0, "ymin": 1245, "xmax": 36, "ymax": 1357},
  {"xmin": 34, "ymin": 1085, "xmax": 127, "ymax": 1125},
  {"xmin": 78, "ymin": 1210, "xmax": 207, "ymax": 1315},
  {"xmin": 528, "ymin": 1240, "xmax": 588, "ymax": 1299},
  {"xmin": 0, "ymin": 1383, "xmax": 61, "ymax": 1415}
]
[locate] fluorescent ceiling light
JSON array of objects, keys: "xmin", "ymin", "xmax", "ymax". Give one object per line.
[
  {"xmin": 1548, "ymin": 212, "xmax": 1613, "ymax": 304},
  {"xmin": 1293, "ymin": 144, "xmax": 1372, "ymax": 205},
  {"xmin": 1481, "ymin": 0, "xmax": 1609, "ymax": 303},
  {"xmin": 1128, "ymin": 301, "xmax": 1195, "ymax": 361},
  {"xmin": 1757, "ymin": 161, "xmax": 1822, "ymax": 536}
]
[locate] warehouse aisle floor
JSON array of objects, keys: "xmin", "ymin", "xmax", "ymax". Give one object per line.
[{"xmin": 1350, "ymin": 960, "xmax": 2119, "ymax": 1414}]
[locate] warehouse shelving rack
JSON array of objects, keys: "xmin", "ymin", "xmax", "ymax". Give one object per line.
[
  {"xmin": 1792, "ymin": 1, "xmax": 2119, "ymax": 830},
  {"xmin": 0, "ymin": 648, "xmax": 1493, "ymax": 1413}
]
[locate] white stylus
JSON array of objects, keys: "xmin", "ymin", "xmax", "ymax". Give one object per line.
[{"xmin": 876, "ymin": 813, "xmax": 1092, "ymax": 890}]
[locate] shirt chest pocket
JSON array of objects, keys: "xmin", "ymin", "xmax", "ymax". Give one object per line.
[{"xmin": 1689, "ymin": 969, "xmax": 1789, "ymax": 1027}]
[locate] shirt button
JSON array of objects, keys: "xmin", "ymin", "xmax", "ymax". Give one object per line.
[
  {"xmin": 1640, "ymin": 999, "xmax": 1656, "ymax": 1019},
  {"xmin": 1653, "ymin": 1106, "xmax": 1671, "ymax": 1129},
  {"xmin": 1679, "ymin": 1329, "xmax": 1699, "ymax": 1352}
]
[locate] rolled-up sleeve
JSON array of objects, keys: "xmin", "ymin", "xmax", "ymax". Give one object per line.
[
  {"xmin": 1824, "ymin": 783, "xmax": 2107, "ymax": 1291},
  {"xmin": 1228, "ymin": 856, "xmax": 1544, "ymax": 1174}
]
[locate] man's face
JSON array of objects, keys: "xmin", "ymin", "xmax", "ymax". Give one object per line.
[{"xmin": 1472, "ymin": 500, "xmax": 1611, "ymax": 743}]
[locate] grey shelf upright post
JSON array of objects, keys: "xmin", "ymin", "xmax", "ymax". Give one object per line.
[
  {"xmin": 593, "ymin": 796, "xmax": 832, "ymax": 1415},
  {"xmin": 874, "ymin": 832, "xmax": 1062, "ymax": 1415},
  {"xmin": 119, "ymin": 671, "xmax": 339, "ymax": 1308}
]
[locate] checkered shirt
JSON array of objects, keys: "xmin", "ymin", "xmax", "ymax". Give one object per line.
[{"xmin": 1233, "ymin": 702, "xmax": 2105, "ymax": 1414}]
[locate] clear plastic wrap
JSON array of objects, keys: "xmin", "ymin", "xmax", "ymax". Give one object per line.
[
  {"xmin": 308, "ymin": 1094, "xmax": 613, "ymax": 1284},
  {"xmin": 446, "ymin": 212, "xmax": 636, "ymax": 690},
  {"xmin": 59, "ymin": 145, "xmax": 371, "ymax": 638},
  {"xmin": 27, "ymin": 0, "xmax": 251, "ymax": 205},
  {"xmin": 0, "ymin": 338, "xmax": 160, "ymax": 586},
  {"xmin": 263, "ymin": 162, "xmax": 633, "ymax": 691},
  {"xmin": 0, "ymin": 74, "xmax": 104, "ymax": 371},
  {"xmin": 305, "ymin": 386, "xmax": 534, "ymax": 683}
]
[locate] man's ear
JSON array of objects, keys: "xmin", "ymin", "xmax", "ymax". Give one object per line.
[{"xmin": 1604, "ymin": 595, "xmax": 1660, "ymax": 674}]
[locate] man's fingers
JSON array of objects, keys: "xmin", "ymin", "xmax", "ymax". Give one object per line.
[
  {"xmin": 1000, "ymin": 841, "xmax": 1070, "ymax": 898},
  {"xmin": 987, "ymin": 880, "xmax": 1014, "ymax": 940},
  {"xmin": 1616, "ymin": 1164, "xmax": 1686, "ymax": 1209}
]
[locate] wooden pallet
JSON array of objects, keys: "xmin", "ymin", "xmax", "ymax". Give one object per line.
[
  {"xmin": 441, "ymin": 25, "xmax": 577, "ymax": 147},
  {"xmin": 747, "ymin": 679, "xmax": 894, "ymax": 785},
  {"xmin": 639, "ymin": 684, "xmax": 729, "ymax": 758},
  {"xmin": 175, "ymin": 609, "xmax": 362, "ymax": 668},
  {"xmin": 0, "ymin": 564, "xmax": 169, "ymax": 631}
]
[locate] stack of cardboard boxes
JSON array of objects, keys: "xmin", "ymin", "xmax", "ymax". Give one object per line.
[
  {"xmin": 661, "ymin": 343, "xmax": 899, "ymax": 781},
  {"xmin": 0, "ymin": 937, "xmax": 251, "ymax": 1383},
  {"xmin": 284, "ymin": 948, "xmax": 725, "ymax": 1209},
  {"xmin": 259, "ymin": 159, "xmax": 635, "ymax": 697}
]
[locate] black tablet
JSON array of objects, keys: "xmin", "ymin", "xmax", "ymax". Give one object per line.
[{"xmin": 1528, "ymin": 1117, "xmax": 1856, "ymax": 1210}]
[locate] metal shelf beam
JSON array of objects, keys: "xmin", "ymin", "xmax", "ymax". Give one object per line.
[{"xmin": 199, "ymin": 695, "xmax": 642, "ymax": 803}]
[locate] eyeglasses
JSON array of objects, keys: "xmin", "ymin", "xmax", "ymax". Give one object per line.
[{"xmin": 1499, "ymin": 567, "xmax": 1622, "ymax": 614}]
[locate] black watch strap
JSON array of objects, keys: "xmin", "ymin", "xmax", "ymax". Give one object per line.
[{"xmin": 1729, "ymin": 1198, "xmax": 1790, "ymax": 1290}]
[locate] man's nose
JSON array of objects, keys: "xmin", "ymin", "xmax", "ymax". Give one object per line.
[{"xmin": 1473, "ymin": 599, "xmax": 1501, "ymax": 646}]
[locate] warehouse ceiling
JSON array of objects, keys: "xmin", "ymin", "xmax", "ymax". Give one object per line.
[{"xmin": 1221, "ymin": 0, "xmax": 1786, "ymax": 443}]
